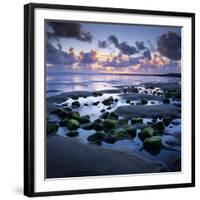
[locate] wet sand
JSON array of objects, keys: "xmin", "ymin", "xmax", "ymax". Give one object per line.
[{"xmin": 47, "ymin": 134, "xmax": 165, "ymax": 178}]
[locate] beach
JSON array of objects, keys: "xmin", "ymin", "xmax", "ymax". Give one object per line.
[{"xmin": 46, "ymin": 73, "xmax": 181, "ymax": 178}]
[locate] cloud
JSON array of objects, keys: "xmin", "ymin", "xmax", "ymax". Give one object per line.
[
  {"xmin": 157, "ymin": 32, "xmax": 181, "ymax": 60},
  {"xmin": 79, "ymin": 50, "xmax": 97, "ymax": 64},
  {"xmin": 108, "ymin": 35, "xmax": 119, "ymax": 47},
  {"xmin": 143, "ymin": 49, "xmax": 151, "ymax": 60},
  {"xmin": 135, "ymin": 41, "xmax": 146, "ymax": 51},
  {"xmin": 102, "ymin": 54, "xmax": 141, "ymax": 68},
  {"xmin": 118, "ymin": 42, "xmax": 138, "ymax": 55},
  {"xmin": 108, "ymin": 35, "xmax": 138, "ymax": 55},
  {"xmin": 98, "ymin": 40, "xmax": 109, "ymax": 48},
  {"xmin": 46, "ymin": 43, "xmax": 77, "ymax": 65},
  {"xmin": 47, "ymin": 21, "xmax": 93, "ymax": 43}
]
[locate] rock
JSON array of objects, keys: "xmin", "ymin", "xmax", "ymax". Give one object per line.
[
  {"xmin": 100, "ymin": 111, "xmax": 109, "ymax": 119},
  {"xmin": 172, "ymin": 120, "xmax": 181, "ymax": 125},
  {"xmin": 71, "ymin": 112, "xmax": 80, "ymax": 121},
  {"xmin": 79, "ymin": 115, "xmax": 90, "ymax": 124},
  {"xmin": 84, "ymin": 103, "xmax": 89, "ymax": 106},
  {"xmin": 57, "ymin": 110, "xmax": 70, "ymax": 119},
  {"xmin": 149, "ymin": 101, "xmax": 155, "ymax": 104},
  {"xmin": 71, "ymin": 96, "xmax": 79, "ymax": 100},
  {"xmin": 92, "ymin": 92, "xmax": 103, "ymax": 97},
  {"xmin": 109, "ymin": 112, "xmax": 119, "ymax": 120},
  {"xmin": 81, "ymin": 122, "xmax": 94, "ymax": 130},
  {"xmin": 113, "ymin": 128, "xmax": 129, "ymax": 140},
  {"xmin": 151, "ymin": 121, "xmax": 165, "ymax": 132},
  {"xmin": 71, "ymin": 101, "xmax": 80, "ymax": 108},
  {"xmin": 47, "ymin": 123, "xmax": 58, "ymax": 134},
  {"xmin": 126, "ymin": 127, "xmax": 137, "ymax": 138},
  {"xmin": 51, "ymin": 108, "xmax": 62, "ymax": 115},
  {"xmin": 162, "ymin": 117, "xmax": 172, "ymax": 126},
  {"xmin": 138, "ymin": 127, "xmax": 154, "ymax": 141},
  {"xmin": 67, "ymin": 119, "xmax": 80, "ymax": 130},
  {"xmin": 59, "ymin": 119, "xmax": 68, "ymax": 127},
  {"xmin": 107, "ymin": 106, "xmax": 112, "ymax": 110},
  {"xmin": 141, "ymin": 98, "xmax": 148, "ymax": 105},
  {"xmin": 126, "ymin": 100, "xmax": 131, "ymax": 104},
  {"xmin": 87, "ymin": 131, "xmax": 107, "ymax": 143},
  {"xmin": 93, "ymin": 121, "xmax": 103, "ymax": 131},
  {"xmin": 100, "ymin": 109, "xmax": 105, "ymax": 113},
  {"xmin": 131, "ymin": 118, "xmax": 143, "ymax": 125},
  {"xmin": 163, "ymin": 97, "xmax": 170, "ymax": 104},
  {"xmin": 92, "ymin": 101, "xmax": 100, "ymax": 106},
  {"xmin": 102, "ymin": 96, "xmax": 114, "ymax": 105},
  {"xmin": 117, "ymin": 119, "xmax": 129, "ymax": 127},
  {"xmin": 114, "ymin": 98, "xmax": 119, "ymax": 102},
  {"xmin": 144, "ymin": 136, "xmax": 162, "ymax": 149},
  {"xmin": 64, "ymin": 107, "xmax": 72, "ymax": 112},
  {"xmin": 67, "ymin": 130, "xmax": 79, "ymax": 137},
  {"xmin": 103, "ymin": 135, "xmax": 116, "ymax": 144},
  {"xmin": 103, "ymin": 119, "xmax": 117, "ymax": 130}
]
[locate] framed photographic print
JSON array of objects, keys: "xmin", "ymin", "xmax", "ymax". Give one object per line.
[{"xmin": 24, "ymin": 3, "xmax": 195, "ymax": 197}]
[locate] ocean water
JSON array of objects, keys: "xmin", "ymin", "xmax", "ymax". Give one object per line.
[{"xmin": 46, "ymin": 71, "xmax": 181, "ymax": 96}]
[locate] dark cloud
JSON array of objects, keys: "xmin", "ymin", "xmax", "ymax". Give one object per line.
[
  {"xmin": 102, "ymin": 54, "xmax": 141, "ymax": 68},
  {"xmin": 135, "ymin": 41, "xmax": 146, "ymax": 51},
  {"xmin": 98, "ymin": 40, "xmax": 109, "ymax": 48},
  {"xmin": 108, "ymin": 35, "xmax": 119, "ymax": 47},
  {"xmin": 47, "ymin": 21, "xmax": 93, "ymax": 43},
  {"xmin": 108, "ymin": 35, "xmax": 138, "ymax": 55},
  {"xmin": 79, "ymin": 50, "xmax": 97, "ymax": 64},
  {"xmin": 157, "ymin": 32, "xmax": 181, "ymax": 60},
  {"xmin": 118, "ymin": 42, "xmax": 138, "ymax": 55},
  {"xmin": 143, "ymin": 49, "xmax": 151, "ymax": 60},
  {"xmin": 46, "ymin": 43, "xmax": 77, "ymax": 65}
]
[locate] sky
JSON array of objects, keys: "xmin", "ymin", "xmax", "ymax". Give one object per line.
[{"xmin": 46, "ymin": 20, "xmax": 181, "ymax": 74}]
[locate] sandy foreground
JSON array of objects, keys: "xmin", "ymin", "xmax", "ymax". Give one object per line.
[{"xmin": 47, "ymin": 134, "xmax": 165, "ymax": 179}]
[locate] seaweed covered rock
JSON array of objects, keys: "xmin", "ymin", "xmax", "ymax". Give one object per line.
[
  {"xmin": 103, "ymin": 135, "xmax": 117, "ymax": 144},
  {"xmin": 79, "ymin": 115, "xmax": 90, "ymax": 124},
  {"xmin": 144, "ymin": 136, "xmax": 162, "ymax": 149},
  {"xmin": 64, "ymin": 107, "xmax": 72, "ymax": 112},
  {"xmin": 117, "ymin": 119, "xmax": 129, "ymax": 127},
  {"xmin": 47, "ymin": 123, "xmax": 58, "ymax": 134},
  {"xmin": 103, "ymin": 119, "xmax": 117, "ymax": 130},
  {"xmin": 151, "ymin": 121, "xmax": 165, "ymax": 134},
  {"xmin": 163, "ymin": 97, "xmax": 170, "ymax": 104},
  {"xmin": 71, "ymin": 112, "xmax": 81, "ymax": 121},
  {"xmin": 51, "ymin": 108, "xmax": 62, "ymax": 115},
  {"xmin": 126, "ymin": 127, "xmax": 137, "ymax": 138},
  {"xmin": 162, "ymin": 117, "xmax": 172, "ymax": 126},
  {"xmin": 100, "ymin": 111, "xmax": 109, "ymax": 119},
  {"xmin": 67, "ymin": 119, "xmax": 80, "ymax": 130},
  {"xmin": 113, "ymin": 128, "xmax": 129, "ymax": 140},
  {"xmin": 131, "ymin": 118, "xmax": 143, "ymax": 125},
  {"xmin": 81, "ymin": 122, "xmax": 94, "ymax": 130},
  {"xmin": 71, "ymin": 101, "xmax": 80, "ymax": 108},
  {"xmin": 67, "ymin": 130, "xmax": 79, "ymax": 137},
  {"xmin": 59, "ymin": 119, "xmax": 68, "ymax": 127},
  {"xmin": 109, "ymin": 112, "xmax": 119, "ymax": 120},
  {"xmin": 57, "ymin": 110, "xmax": 70, "ymax": 119},
  {"xmin": 138, "ymin": 127, "xmax": 154, "ymax": 141},
  {"xmin": 87, "ymin": 131, "xmax": 107, "ymax": 144}
]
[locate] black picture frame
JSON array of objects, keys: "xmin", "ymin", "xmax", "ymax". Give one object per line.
[{"xmin": 24, "ymin": 3, "xmax": 195, "ymax": 197}]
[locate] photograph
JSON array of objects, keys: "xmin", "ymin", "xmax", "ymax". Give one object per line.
[{"xmin": 46, "ymin": 20, "xmax": 182, "ymax": 179}]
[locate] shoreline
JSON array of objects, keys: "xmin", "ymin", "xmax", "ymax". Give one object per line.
[
  {"xmin": 47, "ymin": 134, "xmax": 166, "ymax": 179},
  {"xmin": 47, "ymin": 81, "xmax": 181, "ymax": 178}
]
